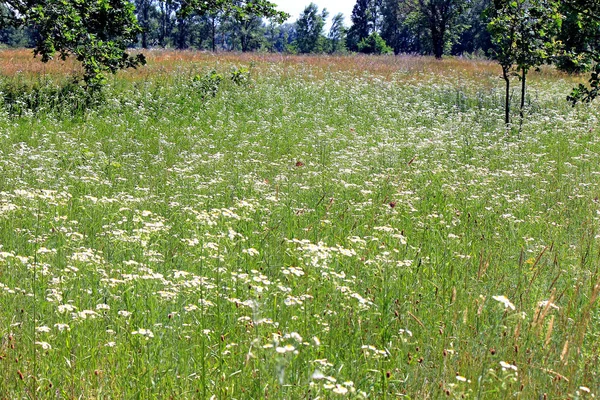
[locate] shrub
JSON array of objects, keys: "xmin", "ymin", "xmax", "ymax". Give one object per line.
[{"xmin": 357, "ymin": 33, "xmax": 393, "ymax": 55}]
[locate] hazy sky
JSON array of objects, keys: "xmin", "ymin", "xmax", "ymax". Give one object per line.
[{"xmin": 272, "ymin": 0, "xmax": 354, "ymax": 27}]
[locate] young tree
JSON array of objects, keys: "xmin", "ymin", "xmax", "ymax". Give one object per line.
[
  {"xmin": 487, "ymin": 0, "xmax": 521, "ymax": 125},
  {"xmin": 1, "ymin": 0, "xmax": 145, "ymax": 88},
  {"xmin": 488, "ymin": 0, "xmax": 561, "ymax": 125},
  {"xmin": 295, "ymin": 3, "xmax": 328, "ymax": 54},
  {"xmin": 514, "ymin": 0, "xmax": 561, "ymax": 120}
]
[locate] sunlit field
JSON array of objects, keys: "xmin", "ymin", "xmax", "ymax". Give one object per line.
[{"xmin": 1, "ymin": 50, "xmax": 599, "ymax": 398}]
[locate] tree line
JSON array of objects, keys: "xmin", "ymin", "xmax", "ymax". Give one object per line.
[{"xmin": 0, "ymin": 0, "xmax": 598, "ymax": 107}]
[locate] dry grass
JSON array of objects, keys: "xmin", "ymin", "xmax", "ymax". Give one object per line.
[{"xmin": 0, "ymin": 48, "xmax": 586, "ymax": 86}]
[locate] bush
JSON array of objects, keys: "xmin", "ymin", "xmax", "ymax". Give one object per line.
[
  {"xmin": 357, "ymin": 33, "xmax": 393, "ymax": 55},
  {"xmin": 192, "ymin": 70, "xmax": 224, "ymax": 99}
]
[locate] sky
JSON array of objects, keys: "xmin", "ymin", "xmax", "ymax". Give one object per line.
[{"xmin": 272, "ymin": 0, "xmax": 354, "ymax": 27}]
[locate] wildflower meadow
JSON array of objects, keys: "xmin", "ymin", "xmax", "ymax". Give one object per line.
[{"xmin": 0, "ymin": 51, "xmax": 599, "ymax": 398}]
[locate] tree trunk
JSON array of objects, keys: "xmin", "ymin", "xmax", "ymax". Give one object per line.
[
  {"xmin": 211, "ymin": 16, "xmax": 216, "ymax": 52},
  {"xmin": 431, "ymin": 26, "xmax": 444, "ymax": 59},
  {"xmin": 520, "ymin": 68, "xmax": 526, "ymax": 121},
  {"xmin": 503, "ymin": 67, "xmax": 511, "ymax": 126},
  {"xmin": 177, "ymin": 18, "xmax": 187, "ymax": 49},
  {"xmin": 141, "ymin": 0, "xmax": 149, "ymax": 49}
]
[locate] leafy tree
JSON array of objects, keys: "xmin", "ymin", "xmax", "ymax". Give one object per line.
[
  {"xmin": 488, "ymin": 0, "xmax": 561, "ymax": 125},
  {"xmin": 264, "ymin": 22, "xmax": 296, "ymax": 52},
  {"xmin": 381, "ymin": 0, "xmax": 427, "ymax": 54},
  {"xmin": 1, "ymin": 0, "xmax": 145, "ymax": 88},
  {"xmin": 295, "ymin": 3, "xmax": 328, "ymax": 54},
  {"xmin": 347, "ymin": 0, "xmax": 376, "ymax": 51},
  {"xmin": 175, "ymin": 0, "xmax": 286, "ymax": 51},
  {"xmin": 415, "ymin": 0, "xmax": 468, "ymax": 58},
  {"xmin": 452, "ymin": 0, "xmax": 492, "ymax": 55},
  {"xmin": 135, "ymin": 0, "xmax": 153, "ymax": 48},
  {"xmin": 513, "ymin": 0, "xmax": 561, "ymax": 120},
  {"xmin": 328, "ymin": 13, "xmax": 347, "ymax": 53}
]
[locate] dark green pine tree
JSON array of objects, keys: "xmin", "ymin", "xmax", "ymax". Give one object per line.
[{"xmin": 347, "ymin": 0, "xmax": 373, "ymax": 51}]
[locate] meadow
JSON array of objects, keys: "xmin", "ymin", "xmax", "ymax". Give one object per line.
[{"xmin": 0, "ymin": 49, "xmax": 599, "ymax": 398}]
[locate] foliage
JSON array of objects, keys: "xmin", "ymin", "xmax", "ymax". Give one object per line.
[
  {"xmin": 567, "ymin": 64, "xmax": 600, "ymax": 103},
  {"xmin": 563, "ymin": 0, "xmax": 600, "ymax": 104},
  {"xmin": 1, "ymin": 0, "xmax": 146, "ymax": 88},
  {"xmin": 294, "ymin": 3, "xmax": 328, "ymax": 54},
  {"xmin": 328, "ymin": 13, "xmax": 347, "ymax": 54},
  {"xmin": 487, "ymin": 0, "xmax": 561, "ymax": 124},
  {"xmin": 357, "ymin": 32, "xmax": 392, "ymax": 54},
  {"xmin": 347, "ymin": 0, "xmax": 378, "ymax": 51},
  {"xmin": 230, "ymin": 65, "xmax": 251, "ymax": 85},
  {"xmin": 555, "ymin": 2, "xmax": 599, "ymax": 73},
  {"xmin": 414, "ymin": 0, "xmax": 469, "ymax": 58},
  {"xmin": 192, "ymin": 69, "xmax": 224, "ymax": 99}
]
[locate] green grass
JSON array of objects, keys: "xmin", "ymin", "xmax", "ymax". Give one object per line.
[{"xmin": 0, "ymin": 55, "xmax": 599, "ymax": 398}]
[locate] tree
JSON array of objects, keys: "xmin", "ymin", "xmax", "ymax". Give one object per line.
[
  {"xmin": 174, "ymin": 0, "xmax": 286, "ymax": 51},
  {"xmin": 264, "ymin": 22, "xmax": 296, "ymax": 52},
  {"xmin": 177, "ymin": 0, "xmax": 287, "ymax": 24},
  {"xmin": 295, "ymin": 3, "xmax": 328, "ymax": 54},
  {"xmin": 157, "ymin": 0, "xmax": 177, "ymax": 47},
  {"xmin": 347, "ymin": 0, "xmax": 376, "ymax": 51},
  {"xmin": 225, "ymin": 0, "xmax": 273, "ymax": 52},
  {"xmin": 488, "ymin": 0, "xmax": 561, "ymax": 125},
  {"xmin": 135, "ymin": 0, "xmax": 153, "ymax": 48},
  {"xmin": 488, "ymin": 0, "xmax": 521, "ymax": 125},
  {"xmin": 0, "ymin": 3, "xmax": 36, "ymax": 47},
  {"xmin": 513, "ymin": 0, "xmax": 561, "ymax": 120},
  {"xmin": 381, "ymin": 0, "xmax": 428, "ymax": 54},
  {"xmin": 1, "ymin": 0, "xmax": 145, "ymax": 88},
  {"xmin": 328, "ymin": 13, "xmax": 347, "ymax": 53},
  {"xmin": 452, "ymin": 0, "xmax": 492, "ymax": 55},
  {"xmin": 415, "ymin": 0, "xmax": 467, "ymax": 59}
]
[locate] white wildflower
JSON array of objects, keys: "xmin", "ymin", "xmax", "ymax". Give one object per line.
[{"xmin": 492, "ymin": 295, "xmax": 516, "ymax": 310}]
